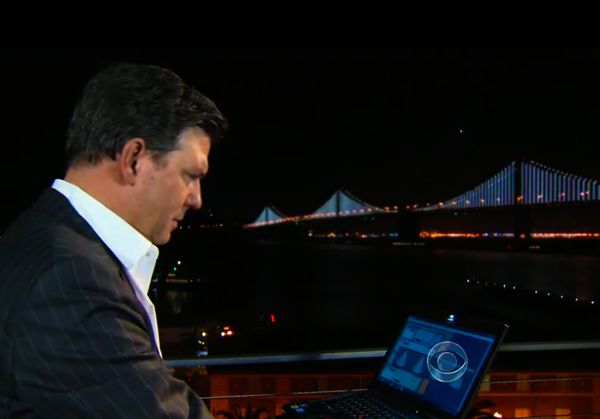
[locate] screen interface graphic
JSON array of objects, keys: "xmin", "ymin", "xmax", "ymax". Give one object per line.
[{"xmin": 376, "ymin": 316, "xmax": 495, "ymax": 416}]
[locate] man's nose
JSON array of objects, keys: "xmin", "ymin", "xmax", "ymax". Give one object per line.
[{"xmin": 186, "ymin": 182, "xmax": 202, "ymax": 210}]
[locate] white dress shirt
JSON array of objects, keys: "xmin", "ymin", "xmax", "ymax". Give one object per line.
[{"xmin": 52, "ymin": 179, "xmax": 162, "ymax": 358}]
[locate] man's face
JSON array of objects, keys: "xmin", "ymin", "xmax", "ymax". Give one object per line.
[{"xmin": 134, "ymin": 126, "xmax": 211, "ymax": 245}]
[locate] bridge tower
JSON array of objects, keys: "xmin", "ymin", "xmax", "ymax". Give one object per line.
[
  {"xmin": 513, "ymin": 156, "xmax": 531, "ymax": 241},
  {"xmin": 334, "ymin": 189, "xmax": 342, "ymax": 235}
]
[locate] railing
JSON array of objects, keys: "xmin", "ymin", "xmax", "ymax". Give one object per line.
[
  {"xmin": 165, "ymin": 341, "xmax": 600, "ymax": 368},
  {"xmin": 165, "ymin": 341, "xmax": 600, "ymax": 419}
]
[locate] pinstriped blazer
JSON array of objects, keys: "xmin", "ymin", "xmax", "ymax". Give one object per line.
[{"xmin": 0, "ymin": 188, "xmax": 213, "ymax": 419}]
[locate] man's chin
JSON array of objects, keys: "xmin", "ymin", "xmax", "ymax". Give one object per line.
[{"xmin": 151, "ymin": 231, "xmax": 172, "ymax": 246}]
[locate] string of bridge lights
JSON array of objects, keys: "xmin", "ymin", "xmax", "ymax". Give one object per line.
[{"xmin": 465, "ymin": 278, "xmax": 595, "ymax": 305}]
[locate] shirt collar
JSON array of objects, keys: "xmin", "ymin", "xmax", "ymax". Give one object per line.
[{"xmin": 51, "ymin": 179, "xmax": 159, "ymax": 282}]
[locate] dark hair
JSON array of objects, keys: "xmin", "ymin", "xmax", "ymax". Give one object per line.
[{"xmin": 66, "ymin": 62, "xmax": 228, "ymax": 165}]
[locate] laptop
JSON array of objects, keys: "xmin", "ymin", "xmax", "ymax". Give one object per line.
[{"xmin": 282, "ymin": 310, "xmax": 508, "ymax": 419}]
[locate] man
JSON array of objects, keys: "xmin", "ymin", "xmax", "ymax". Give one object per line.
[{"xmin": 0, "ymin": 63, "xmax": 229, "ymax": 418}]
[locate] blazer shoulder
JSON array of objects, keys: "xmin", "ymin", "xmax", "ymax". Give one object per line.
[
  {"xmin": 0, "ymin": 207, "xmax": 123, "ymax": 332},
  {"xmin": 0, "ymin": 206, "xmax": 107, "ymax": 268}
]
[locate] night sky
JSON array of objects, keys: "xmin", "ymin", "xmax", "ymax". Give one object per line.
[{"xmin": 1, "ymin": 48, "xmax": 599, "ymax": 232}]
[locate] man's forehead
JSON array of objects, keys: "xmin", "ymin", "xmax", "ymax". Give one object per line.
[
  {"xmin": 180, "ymin": 127, "xmax": 211, "ymax": 151},
  {"xmin": 174, "ymin": 128, "xmax": 210, "ymax": 170}
]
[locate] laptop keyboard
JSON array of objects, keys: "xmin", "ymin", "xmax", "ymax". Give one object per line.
[{"xmin": 314, "ymin": 392, "xmax": 414, "ymax": 419}]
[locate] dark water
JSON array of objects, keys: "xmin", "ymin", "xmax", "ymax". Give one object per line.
[{"xmin": 152, "ymin": 243, "xmax": 600, "ymax": 356}]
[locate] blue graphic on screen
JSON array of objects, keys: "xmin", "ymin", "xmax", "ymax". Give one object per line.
[{"xmin": 376, "ymin": 316, "xmax": 495, "ymax": 416}]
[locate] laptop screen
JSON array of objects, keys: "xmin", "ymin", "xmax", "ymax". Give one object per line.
[{"xmin": 375, "ymin": 315, "xmax": 496, "ymax": 416}]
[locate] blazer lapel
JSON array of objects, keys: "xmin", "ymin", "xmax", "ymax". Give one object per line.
[{"xmin": 34, "ymin": 187, "xmax": 162, "ymax": 357}]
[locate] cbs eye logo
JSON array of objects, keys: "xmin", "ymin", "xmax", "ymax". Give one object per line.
[{"xmin": 426, "ymin": 341, "xmax": 468, "ymax": 383}]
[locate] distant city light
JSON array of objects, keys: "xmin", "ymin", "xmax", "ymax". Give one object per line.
[
  {"xmin": 419, "ymin": 232, "xmax": 599, "ymax": 239},
  {"xmin": 420, "ymin": 232, "xmax": 515, "ymax": 239}
]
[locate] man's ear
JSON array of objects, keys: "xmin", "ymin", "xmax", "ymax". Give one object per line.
[{"xmin": 117, "ymin": 138, "xmax": 147, "ymax": 184}]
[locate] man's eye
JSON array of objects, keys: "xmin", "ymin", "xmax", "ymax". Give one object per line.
[{"xmin": 187, "ymin": 173, "xmax": 203, "ymax": 181}]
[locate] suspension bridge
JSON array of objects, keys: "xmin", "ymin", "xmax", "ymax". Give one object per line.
[
  {"xmin": 416, "ymin": 160, "xmax": 599, "ymax": 211},
  {"xmin": 244, "ymin": 189, "xmax": 397, "ymax": 228},
  {"xmin": 244, "ymin": 159, "xmax": 600, "ymax": 233}
]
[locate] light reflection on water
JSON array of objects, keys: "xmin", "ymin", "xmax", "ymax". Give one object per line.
[{"xmin": 151, "ymin": 243, "xmax": 600, "ymax": 348}]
